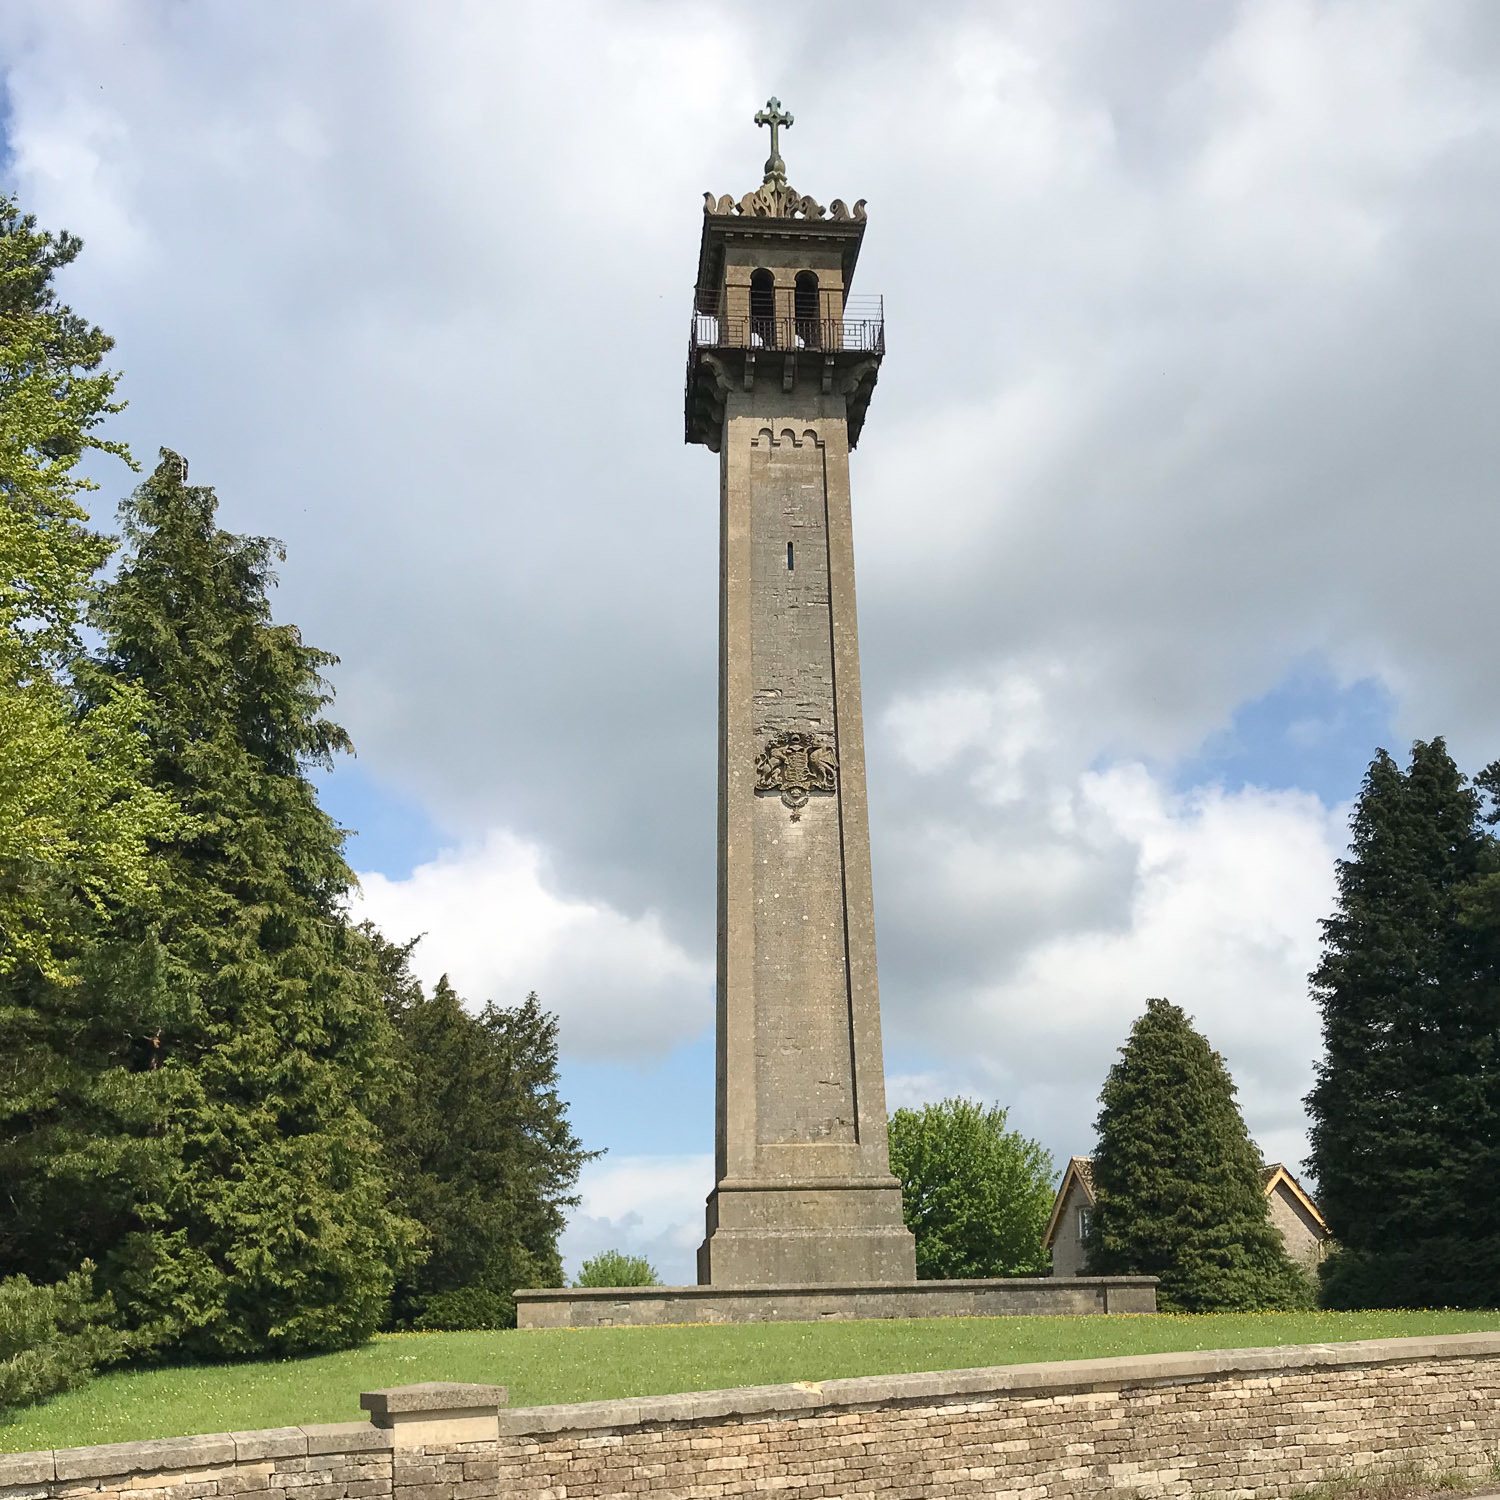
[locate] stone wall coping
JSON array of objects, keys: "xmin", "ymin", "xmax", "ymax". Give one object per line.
[
  {"xmin": 0, "ymin": 1451, "xmax": 56, "ymax": 1486},
  {"xmin": 40, "ymin": 1422, "xmax": 389, "ymax": 1480},
  {"xmin": 229, "ymin": 1428, "xmax": 307, "ymax": 1462},
  {"xmin": 495, "ymin": 1331, "xmax": 1500, "ymax": 1436},
  {"xmin": 52, "ymin": 1434, "xmax": 238, "ymax": 1482},
  {"xmin": 360, "ymin": 1382, "xmax": 509, "ymax": 1419},
  {"xmin": 513, "ymin": 1274, "xmax": 1159, "ymax": 1302},
  {"xmin": 301, "ymin": 1422, "xmax": 391, "ymax": 1455}
]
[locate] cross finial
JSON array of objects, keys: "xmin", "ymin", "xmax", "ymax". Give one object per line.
[{"xmin": 754, "ymin": 96, "xmax": 794, "ymax": 184}]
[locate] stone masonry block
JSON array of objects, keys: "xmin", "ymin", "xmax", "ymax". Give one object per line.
[
  {"xmin": 56, "ymin": 1439, "xmax": 237, "ymax": 1484},
  {"xmin": 0, "ymin": 1457, "xmax": 56, "ymax": 1488},
  {"xmin": 231, "ymin": 1433, "xmax": 307, "ymax": 1464},
  {"xmin": 298, "ymin": 1427, "xmax": 390, "ymax": 1458}
]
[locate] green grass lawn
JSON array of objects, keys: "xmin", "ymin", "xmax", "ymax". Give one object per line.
[{"xmin": 4, "ymin": 1308, "xmax": 1496, "ymax": 1454}]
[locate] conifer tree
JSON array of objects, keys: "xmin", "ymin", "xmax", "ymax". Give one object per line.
[
  {"xmin": 1307, "ymin": 740, "xmax": 1497, "ymax": 1307},
  {"xmin": 372, "ymin": 935, "xmax": 593, "ymax": 1328},
  {"xmin": 1087, "ymin": 998, "xmax": 1307, "ymax": 1311},
  {"xmin": 1457, "ymin": 761, "xmax": 1500, "ymax": 1298},
  {"xmin": 72, "ymin": 451, "xmax": 417, "ymax": 1357},
  {"xmin": 1, "ymin": 199, "xmax": 173, "ymax": 1308}
]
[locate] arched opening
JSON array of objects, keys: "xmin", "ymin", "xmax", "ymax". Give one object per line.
[
  {"xmin": 795, "ymin": 271, "xmax": 821, "ymax": 348},
  {"xmin": 750, "ymin": 268, "xmax": 776, "ymax": 347}
]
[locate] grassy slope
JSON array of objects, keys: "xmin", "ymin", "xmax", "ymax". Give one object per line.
[{"xmin": 3, "ymin": 1309, "xmax": 1497, "ymax": 1453}]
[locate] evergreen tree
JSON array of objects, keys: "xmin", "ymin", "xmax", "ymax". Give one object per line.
[
  {"xmin": 372, "ymin": 936, "xmax": 593, "ymax": 1329},
  {"xmin": 0, "ymin": 200, "xmax": 174, "ymax": 1314},
  {"xmin": 1457, "ymin": 760, "xmax": 1500, "ymax": 1298},
  {"xmin": 887, "ymin": 1098, "xmax": 1054, "ymax": 1279},
  {"xmin": 1087, "ymin": 998, "xmax": 1307, "ymax": 1311},
  {"xmin": 1307, "ymin": 741, "xmax": 1497, "ymax": 1307},
  {"xmin": 67, "ymin": 451, "xmax": 417, "ymax": 1357}
]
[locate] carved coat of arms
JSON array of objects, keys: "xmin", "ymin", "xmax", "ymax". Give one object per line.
[{"xmin": 755, "ymin": 730, "xmax": 837, "ymax": 818}]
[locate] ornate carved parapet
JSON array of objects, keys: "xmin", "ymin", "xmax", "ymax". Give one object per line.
[{"xmin": 702, "ymin": 187, "xmax": 867, "ymax": 222}]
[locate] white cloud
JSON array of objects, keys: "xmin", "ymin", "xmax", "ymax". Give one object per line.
[
  {"xmin": 353, "ymin": 830, "xmax": 712, "ymax": 1059},
  {"xmin": 4, "ymin": 0, "xmax": 1498, "ymax": 1183},
  {"xmin": 558, "ymin": 1153, "xmax": 711, "ymax": 1288},
  {"xmin": 877, "ymin": 728, "xmax": 1344, "ymax": 1177}
]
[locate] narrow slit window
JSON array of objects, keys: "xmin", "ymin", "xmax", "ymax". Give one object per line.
[{"xmin": 787, "ymin": 541, "xmax": 795, "ymax": 571}]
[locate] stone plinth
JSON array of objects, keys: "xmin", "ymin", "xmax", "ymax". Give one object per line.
[
  {"xmin": 513, "ymin": 1274, "xmax": 1157, "ymax": 1329},
  {"xmin": 698, "ymin": 1177, "xmax": 915, "ymax": 1284},
  {"xmin": 360, "ymin": 1382, "xmax": 509, "ymax": 1448}
]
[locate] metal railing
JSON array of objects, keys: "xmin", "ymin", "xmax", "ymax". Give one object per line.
[
  {"xmin": 688, "ymin": 293, "xmax": 885, "ymax": 356},
  {"xmin": 690, "ymin": 314, "xmax": 884, "ymax": 355}
]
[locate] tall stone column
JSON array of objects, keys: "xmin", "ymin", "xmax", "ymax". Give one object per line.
[{"xmin": 687, "ymin": 104, "xmax": 916, "ymax": 1287}]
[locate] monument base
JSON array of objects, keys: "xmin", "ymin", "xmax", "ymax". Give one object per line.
[
  {"xmin": 697, "ymin": 1176, "xmax": 916, "ymax": 1286},
  {"xmin": 514, "ymin": 1276, "xmax": 1158, "ymax": 1329}
]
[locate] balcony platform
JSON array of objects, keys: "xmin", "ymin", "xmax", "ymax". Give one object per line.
[{"xmin": 684, "ymin": 305, "xmax": 884, "ymax": 450}]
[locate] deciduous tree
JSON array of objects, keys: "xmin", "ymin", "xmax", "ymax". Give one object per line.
[
  {"xmin": 0, "ymin": 195, "xmax": 168, "ymax": 983},
  {"xmin": 888, "ymin": 1098, "xmax": 1054, "ymax": 1279},
  {"xmin": 574, "ymin": 1251, "xmax": 659, "ymax": 1289}
]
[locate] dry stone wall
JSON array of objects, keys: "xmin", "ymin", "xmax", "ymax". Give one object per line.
[{"xmin": 4, "ymin": 1335, "xmax": 1498, "ymax": 1500}]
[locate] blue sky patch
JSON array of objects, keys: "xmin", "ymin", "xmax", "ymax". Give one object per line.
[
  {"xmin": 318, "ymin": 760, "xmax": 447, "ymax": 879},
  {"xmin": 1172, "ymin": 665, "xmax": 1395, "ymax": 806}
]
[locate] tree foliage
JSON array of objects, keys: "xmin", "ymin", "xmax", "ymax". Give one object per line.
[
  {"xmin": 1087, "ymin": 998, "xmax": 1308, "ymax": 1312},
  {"xmin": 0, "ymin": 1263, "xmax": 129, "ymax": 1412},
  {"xmin": 0, "ymin": 195, "xmax": 126, "ymax": 671},
  {"xmin": 0, "ymin": 195, "xmax": 170, "ymax": 983},
  {"xmin": 374, "ymin": 937, "xmax": 593, "ymax": 1330},
  {"xmin": 888, "ymin": 1098, "xmax": 1054, "ymax": 1279},
  {"xmin": 52, "ymin": 452, "xmax": 420, "ymax": 1357},
  {"xmin": 1307, "ymin": 741, "xmax": 1500, "ymax": 1308},
  {"xmin": 574, "ymin": 1250, "xmax": 660, "ymax": 1288}
]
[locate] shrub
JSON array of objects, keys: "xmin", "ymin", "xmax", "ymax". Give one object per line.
[
  {"xmin": 0, "ymin": 1264, "xmax": 130, "ymax": 1412},
  {"xmin": 410, "ymin": 1285, "xmax": 516, "ymax": 1331},
  {"xmin": 574, "ymin": 1250, "xmax": 660, "ymax": 1288}
]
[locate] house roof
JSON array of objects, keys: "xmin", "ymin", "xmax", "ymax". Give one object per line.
[
  {"xmin": 1261, "ymin": 1162, "xmax": 1331, "ymax": 1235},
  {"xmin": 1042, "ymin": 1155, "xmax": 1329, "ymax": 1249},
  {"xmin": 1041, "ymin": 1157, "xmax": 1096, "ymax": 1249}
]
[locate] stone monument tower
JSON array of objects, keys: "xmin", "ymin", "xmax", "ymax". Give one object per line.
[{"xmin": 687, "ymin": 102, "xmax": 917, "ymax": 1286}]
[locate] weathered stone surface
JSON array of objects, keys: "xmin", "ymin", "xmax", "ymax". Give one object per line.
[
  {"xmin": 692, "ymin": 220, "xmax": 916, "ymax": 1285},
  {"xmin": 229, "ymin": 1433, "xmax": 304, "ymax": 1464},
  {"xmin": 360, "ymin": 1384, "xmax": 508, "ymax": 1449},
  {"xmin": 514, "ymin": 1274, "xmax": 1157, "ymax": 1328},
  {"xmin": 359, "ymin": 1386, "xmax": 508, "ymax": 1422},
  {"xmin": 0, "ymin": 1456, "xmax": 55, "ymax": 1487},
  {"xmin": 54, "ymin": 1438, "xmax": 235, "ymax": 1483},
  {"xmin": 296, "ymin": 1425, "xmax": 389, "ymax": 1457}
]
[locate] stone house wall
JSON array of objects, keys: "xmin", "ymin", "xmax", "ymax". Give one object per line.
[
  {"xmin": 3, "ymin": 1334, "xmax": 1498, "ymax": 1500},
  {"xmin": 1266, "ymin": 1179, "xmax": 1331, "ymax": 1269},
  {"xmin": 1048, "ymin": 1178, "xmax": 1092, "ymax": 1278}
]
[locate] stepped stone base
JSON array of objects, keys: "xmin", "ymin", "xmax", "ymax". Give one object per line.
[
  {"xmin": 697, "ymin": 1176, "xmax": 917, "ymax": 1285},
  {"xmin": 513, "ymin": 1275, "xmax": 1157, "ymax": 1329}
]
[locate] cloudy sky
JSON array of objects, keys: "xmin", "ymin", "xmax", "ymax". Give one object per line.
[{"xmin": 4, "ymin": 0, "xmax": 1498, "ymax": 1285}]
